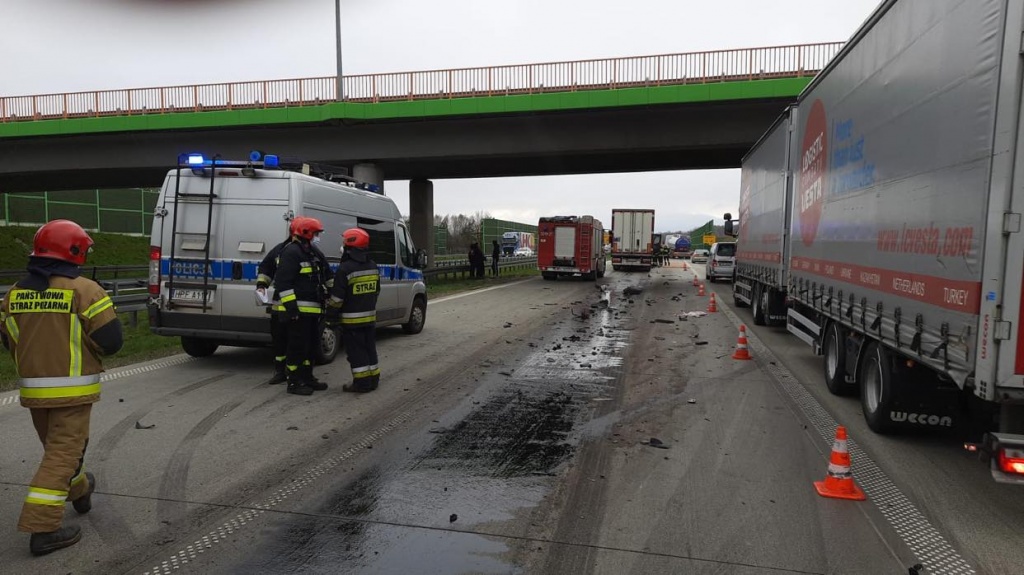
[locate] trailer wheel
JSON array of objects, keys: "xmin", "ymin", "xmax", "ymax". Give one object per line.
[
  {"xmin": 596, "ymin": 268, "xmax": 605, "ymax": 278},
  {"xmin": 823, "ymin": 322, "xmax": 856, "ymax": 395},
  {"xmin": 542, "ymin": 272, "xmax": 556, "ymax": 281},
  {"xmin": 859, "ymin": 341, "xmax": 897, "ymax": 434},
  {"xmin": 752, "ymin": 285, "xmax": 767, "ymax": 326},
  {"xmin": 181, "ymin": 337, "xmax": 218, "ymax": 358}
]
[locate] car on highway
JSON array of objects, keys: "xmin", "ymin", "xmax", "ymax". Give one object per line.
[
  {"xmin": 514, "ymin": 247, "xmax": 535, "ymax": 257},
  {"xmin": 690, "ymin": 249, "xmax": 709, "ymax": 263}
]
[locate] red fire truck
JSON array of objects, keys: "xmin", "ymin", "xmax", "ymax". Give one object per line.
[{"xmin": 537, "ymin": 215, "xmax": 606, "ymax": 281}]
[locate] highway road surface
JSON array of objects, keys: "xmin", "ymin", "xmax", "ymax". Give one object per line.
[{"xmin": 1, "ymin": 263, "xmax": 1019, "ymax": 574}]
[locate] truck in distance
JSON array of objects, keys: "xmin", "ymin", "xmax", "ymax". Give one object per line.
[
  {"xmin": 610, "ymin": 209, "xmax": 655, "ymax": 272},
  {"xmin": 537, "ymin": 215, "xmax": 606, "ymax": 281}
]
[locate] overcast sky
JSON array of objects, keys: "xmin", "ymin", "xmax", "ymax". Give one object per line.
[{"xmin": 2, "ymin": 0, "xmax": 881, "ymax": 233}]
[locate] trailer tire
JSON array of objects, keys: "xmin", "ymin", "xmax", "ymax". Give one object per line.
[
  {"xmin": 823, "ymin": 322, "xmax": 856, "ymax": 396},
  {"xmin": 596, "ymin": 268, "xmax": 605, "ymax": 278},
  {"xmin": 859, "ymin": 340, "xmax": 897, "ymax": 434},
  {"xmin": 181, "ymin": 337, "xmax": 218, "ymax": 358},
  {"xmin": 752, "ymin": 285, "xmax": 767, "ymax": 326},
  {"xmin": 542, "ymin": 272, "xmax": 556, "ymax": 281}
]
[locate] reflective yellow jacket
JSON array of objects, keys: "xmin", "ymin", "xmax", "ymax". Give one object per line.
[{"xmin": 0, "ymin": 276, "xmax": 119, "ymax": 408}]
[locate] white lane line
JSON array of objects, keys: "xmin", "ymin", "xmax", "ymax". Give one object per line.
[
  {"xmin": 431, "ymin": 278, "xmax": 535, "ymax": 304},
  {"xmin": 0, "ymin": 355, "xmax": 196, "ymax": 411},
  {"xmin": 718, "ymin": 303, "xmax": 976, "ymax": 575}
]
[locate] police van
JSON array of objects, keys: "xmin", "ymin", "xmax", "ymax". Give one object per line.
[{"xmin": 147, "ymin": 152, "xmax": 428, "ymax": 362}]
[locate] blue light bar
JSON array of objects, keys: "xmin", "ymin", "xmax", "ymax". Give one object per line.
[
  {"xmin": 187, "ymin": 154, "xmax": 205, "ymax": 166},
  {"xmin": 249, "ymin": 150, "xmax": 263, "ymax": 162},
  {"xmin": 264, "ymin": 155, "xmax": 280, "ymax": 168}
]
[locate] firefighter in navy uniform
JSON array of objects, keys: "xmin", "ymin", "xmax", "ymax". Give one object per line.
[
  {"xmin": 255, "ymin": 225, "xmax": 297, "ymax": 385},
  {"xmin": 326, "ymin": 228, "xmax": 381, "ymax": 392},
  {"xmin": 0, "ymin": 220, "xmax": 123, "ymax": 556},
  {"xmin": 273, "ymin": 217, "xmax": 328, "ymax": 396}
]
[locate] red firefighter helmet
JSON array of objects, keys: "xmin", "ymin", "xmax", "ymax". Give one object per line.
[
  {"xmin": 342, "ymin": 227, "xmax": 370, "ymax": 249},
  {"xmin": 31, "ymin": 219, "xmax": 94, "ymax": 265},
  {"xmin": 291, "ymin": 217, "xmax": 324, "ymax": 241}
]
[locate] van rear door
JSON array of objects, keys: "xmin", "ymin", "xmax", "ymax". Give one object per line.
[{"xmin": 155, "ymin": 171, "xmax": 290, "ymax": 320}]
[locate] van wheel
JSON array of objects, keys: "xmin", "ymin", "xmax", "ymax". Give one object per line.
[
  {"xmin": 823, "ymin": 322, "xmax": 856, "ymax": 395},
  {"xmin": 596, "ymin": 268, "xmax": 605, "ymax": 278},
  {"xmin": 315, "ymin": 322, "xmax": 340, "ymax": 365},
  {"xmin": 859, "ymin": 341, "xmax": 897, "ymax": 434},
  {"xmin": 181, "ymin": 337, "xmax": 218, "ymax": 358},
  {"xmin": 403, "ymin": 296, "xmax": 427, "ymax": 334}
]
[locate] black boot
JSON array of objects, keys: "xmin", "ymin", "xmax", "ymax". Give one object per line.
[
  {"xmin": 286, "ymin": 376, "xmax": 314, "ymax": 396},
  {"xmin": 72, "ymin": 472, "xmax": 96, "ymax": 514},
  {"xmin": 30, "ymin": 525, "xmax": 81, "ymax": 556},
  {"xmin": 266, "ymin": 361, "xmax": 287, "ymax": 385},
  {"xmin": 342, "ymin": 376, "xmax": 376, "ymax": 393},
  {"xmin": 302, "ymin": 365, "xmax": 327, "ymax": 391}
]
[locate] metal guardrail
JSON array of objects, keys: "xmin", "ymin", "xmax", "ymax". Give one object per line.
[
  {"xmin": 425, "ymin": 256, "xmax": 537, "ymax": 281},
  {"xmin": 0, "ymin": 43, "xmax": 844, "ymax": 122}
]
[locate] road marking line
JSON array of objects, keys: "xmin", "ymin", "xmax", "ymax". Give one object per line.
[
  {"xmin": 142, "ymin": 409, "xmax": 416, "ymax": 575},
  {"xmin": 0, "ymin": 355, "xmax": 197, "ymax": 411},
  {"xmin": 718, "ymin": 302, "xmax": 976, "ymax": 575}
]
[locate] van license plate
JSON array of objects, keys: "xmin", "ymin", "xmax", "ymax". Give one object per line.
[{"xmin": 171, "ymin": 289, "xmax": 214, "ymax": 304}]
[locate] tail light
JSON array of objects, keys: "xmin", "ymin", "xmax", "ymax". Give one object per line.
[
  {"xmin": 998, "ymin": 446, "xmax": 1024, "ymax": 475},
  {"xmin": 149, "ymin": 246, "xmax": 161, "ymax": 295}
]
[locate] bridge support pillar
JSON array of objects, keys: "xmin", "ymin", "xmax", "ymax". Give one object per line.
[
  {"xmin": 353, "ymin": 163, "xmax": 384, "ymax": 193},
  {"xmin": 409, "ymin": 178, "xmax": 435, "ymax": 268}
]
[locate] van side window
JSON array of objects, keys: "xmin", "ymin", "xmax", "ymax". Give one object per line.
[
  {"xmin": 397, "ymin": 224, "xmax": 416, "ymax": 268},
  {"xmin": 357, "ymin": 217, "xmax": 396, "ymax": 265}
]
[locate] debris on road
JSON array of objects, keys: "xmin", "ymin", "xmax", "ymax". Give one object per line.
[
  {"xmin": 135, "ymin": 421, "xmax": 155, "ymax": 430},
  {"xmin": 449, "ymin": 513, "xmax": 458, "ymax": 523},
  {"xmin": 623, "ymin": 286, "xmax": 643, "ymax": 296},
  {"xmin": 643, "ymin": 437, "xmax": 670, "ymax": 449},
  {"xmin": 688, "ymin": 399, "xmax": 697, "ymax": 404}
]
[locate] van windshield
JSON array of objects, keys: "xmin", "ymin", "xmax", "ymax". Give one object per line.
[{"xmin": 715, "ymin": 244, "xmax": 736, "ymax": 257}]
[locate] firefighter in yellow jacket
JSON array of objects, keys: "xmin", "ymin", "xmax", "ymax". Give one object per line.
[{"xmin": 0, "ymin": 220, "xmax": 123, "ymax": 556}]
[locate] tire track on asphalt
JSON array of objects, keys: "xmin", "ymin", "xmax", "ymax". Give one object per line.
[
  {"xmin": 87, "ymin": 373, "xmax": 232, "ymax": 549},
  {"xmin": 155, "ymin": 398, "xmax": 246, "ymax": 526}
]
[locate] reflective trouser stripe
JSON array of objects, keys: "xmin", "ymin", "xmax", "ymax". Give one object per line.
[
  {"xmin": 25, "ymin": 487, "xmax": 67, "ymax": 506},
  {"xmin": 352, "ymin": 364, "xmax": 380, "ymax": 379}
]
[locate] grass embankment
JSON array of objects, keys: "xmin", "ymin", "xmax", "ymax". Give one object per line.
[{"xmin": 0, "ymin": 227, "xmax": 538, "ymax": 391}]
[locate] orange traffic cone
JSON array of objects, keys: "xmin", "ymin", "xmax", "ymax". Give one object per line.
[
  {"xmin": 814, "ymin": 426, "xmax": 866, "ymax": 501},
  {"xmin": 692, "ymin": 274, "xmax": 699, "ymax": 287},
  {"xmin": 707, "ymin": 292, "xmax": 718, "ymax": 313},
  {"xmin": 698, "ymin": 283, "xmax": 706, "ymax": 296},
  {"xmin": 682, "ymin": 262, "xmax": 688, "ymax": 271},
  {"xmin": 732, "ymin": 325, "xmax": 752, "ymax": 360}
]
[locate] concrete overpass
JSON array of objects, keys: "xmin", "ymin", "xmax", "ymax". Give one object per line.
[{"xmin": 0, "ymin": 42, "xmax": 843, "ymax": 257}]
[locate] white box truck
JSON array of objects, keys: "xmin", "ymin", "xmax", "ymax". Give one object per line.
[
  {"xmin": 610, "ymin": 209, "xmax": 655, "ymax": 272},
  {"xmin": 727, "ymin": 0, "xmax": 1024, "ymax": 483}
]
